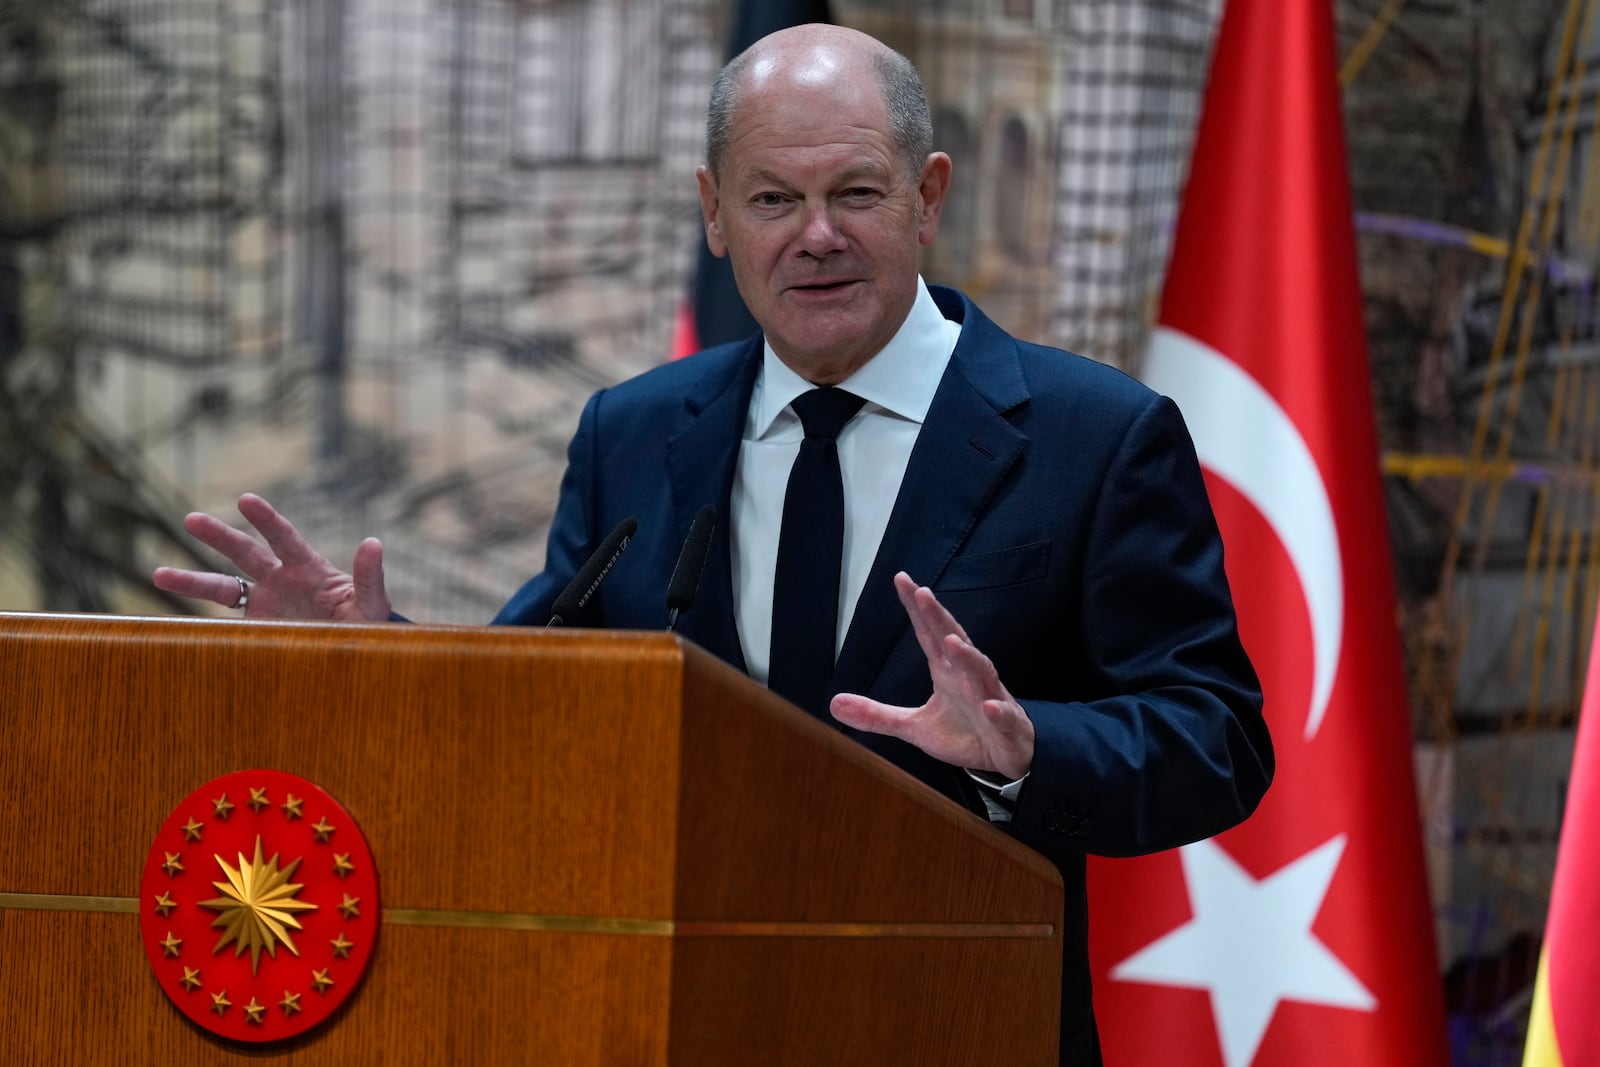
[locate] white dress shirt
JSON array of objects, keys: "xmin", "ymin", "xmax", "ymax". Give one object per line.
[{"xmin": 730, "ymin": 277, "xmax": 961, "ymax": 683}]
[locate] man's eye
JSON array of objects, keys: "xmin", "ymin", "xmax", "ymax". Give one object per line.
[
  {"xmin": 753, "ymin": 193, "xmax": 788, "ymax": 207},
  {"xmin": 843, "ymin": 188, "xmax": 881, "ymax": 203}
]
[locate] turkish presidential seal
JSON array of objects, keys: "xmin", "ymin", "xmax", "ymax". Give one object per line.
[{"xmin": 139, "ymin": 769, "xmax": 380, "ymax": 1042}]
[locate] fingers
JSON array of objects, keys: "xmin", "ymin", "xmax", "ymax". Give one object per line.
[
  {"xmin": 940, "ymin": 632, "xmax": 1004, "ymax": 699},
  {"xmin": 829, "ymin": 692, "xmax": 914, "ymax": 737},
  {"xmin": 352, "ymin": 537, "xmax": 391, "ymax": 621},
  {"xmin": 893, "ymin": 572, "xmax": 945, "ymax": 663},
  {"xmin": 237, "ymin": 493, "xmax": 320, "ymax": 568},
  {"xmin": 181, "ymin": 511, "xmax": 278, "ymax": 577},
  {"xmin": 893, "ymin": 571, "xmax": 974, "ymax": 667},
  {"xmin": 151, "ymin": 566, "xmax": 247, "ymax": 607},
  {"xmin": 906, "ymin": 574, "xmax": 972, "ymax": 644},
  {"xmin": 156, "ymin": 495, "xmax": 308, "ymax": 612},
  {"xmin": 979, "ymin": 697, "xmax": 1035, "ymax": 779}
]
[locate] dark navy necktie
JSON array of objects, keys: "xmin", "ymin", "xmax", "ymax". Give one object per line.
[{"xmin": 767, "ymin": 387, "xmax": 867, "ymax": 717}]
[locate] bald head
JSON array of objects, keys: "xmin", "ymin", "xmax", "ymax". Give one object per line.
[{"xmin": 705, "ymin": 25, "xmax": 933, "ymax": 183}]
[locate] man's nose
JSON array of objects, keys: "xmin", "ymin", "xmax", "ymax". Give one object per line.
[{"xmin": 796, "ymin": 204, "xmax": 847, "ymax": 256}]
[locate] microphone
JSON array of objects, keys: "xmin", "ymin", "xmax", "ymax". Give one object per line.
[
  {"xmin": 546, "ymin": 516, "xmax": 638, "ymax": 627},
  {"xmin": 665, "ymin": 505, "xmax": 717, "ymax": 632}
]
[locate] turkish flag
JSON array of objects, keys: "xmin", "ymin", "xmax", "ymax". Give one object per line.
[{"xmin": 1092, "ymin": 1, "xmax": 1451, "ymax": 1064}]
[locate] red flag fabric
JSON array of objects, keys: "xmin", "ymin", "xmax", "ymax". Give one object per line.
[
  {"xmin": 1522, "ymin": 608, "xmax": 1600, "ymax": 1067},
  {"xmin": 1096, "ymin": 1, "xmax": 1451, "ymax": 1064}
]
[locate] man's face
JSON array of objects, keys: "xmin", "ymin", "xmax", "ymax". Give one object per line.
[{"xmin": 696, "ymin": 62, "xmax": 950, "ymax": 385}]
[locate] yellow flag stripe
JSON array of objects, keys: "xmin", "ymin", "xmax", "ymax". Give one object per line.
[{"xmin": 1523, "ymin": 951, "xmax": 1565, "ymax": 1067}]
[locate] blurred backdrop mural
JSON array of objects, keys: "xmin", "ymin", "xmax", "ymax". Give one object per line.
[{"xmin": 1, "ymin": 0, "xmax": 1596, "ymax": 1062}]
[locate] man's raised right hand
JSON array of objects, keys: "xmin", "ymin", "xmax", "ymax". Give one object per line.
[{"xmin": 151, "ymin": 493, "xmax": 392, "ymax": 622}]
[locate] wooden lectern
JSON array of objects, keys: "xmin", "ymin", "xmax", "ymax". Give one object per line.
[{"xmin": 0, "ymin": 612, "xmax": 1062, "ymax": 1064}]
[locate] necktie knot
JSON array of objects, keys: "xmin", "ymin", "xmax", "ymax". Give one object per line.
[{"xmin": 790, "ymin": 388, "xmax": 866, "ymax": 441}]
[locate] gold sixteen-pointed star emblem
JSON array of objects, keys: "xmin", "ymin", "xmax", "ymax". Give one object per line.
[{"xmin": 199, "ymin": 836, "xmax": 319, "ymax": 974}]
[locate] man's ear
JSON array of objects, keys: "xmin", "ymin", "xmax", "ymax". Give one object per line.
[
  {"xmin": 916, "ymin": 152, "xmax": 953, "ymax": 248},
  {"xmin": 696, "ymin": 166, "xmax": 728, "ymax": 258}
]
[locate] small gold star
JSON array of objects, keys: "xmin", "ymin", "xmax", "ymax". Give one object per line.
[
  {"xmin": 330, "ymin": 932, "xmax": 354, "ymax": 959},
  {"xmin": 212, "ymin": 794, "xmax": 235, "ymax": 820},
  {"xmin": 243, "ymin": 997, "xmax": 266, "ymax": 1024},
  {"xmin": 248, "ymin": 787, "xmax": 271, "ymax": 814},
  {"xmin": 182, "ymin": 817, "xmax": 204, "ymax": 842},
  {"xmin": 161, "ymin": 852, "xmax": 184, "ymax": 876},
  {"xmin": 311, "ymin": 817, "xmax": 336, "ymax": 843},
  {"xmin": 338, "ymin": 894, "xmax": 360, "ymax": 919},
  {"xmin": 210, "ymin": 990, "xmax": 231, "ymax": 1015},
  {"xmin": 180, "ymin": 967, "xmax": 202, "ymax": 992},
  {"xmin": 279, "ymin": 990, "xmax": 302, "ymax": 1016},
  {"xmin": 310, "ymin": 969, "xmax": 334, "ymax": 994},
  {"xmin": 332, "ymin": 853, "xmax": 355, "ymax": 878},
  {"xmin": 282, "ymin": 794, "xmax": 304, "ymax": 820},
  {"xmin": 160, "ymin": 931, "xmax": 183, "ymax": 958},
  {"xmin": 153, "ymin": 891, "xmax": 177, "ymax": 917}
]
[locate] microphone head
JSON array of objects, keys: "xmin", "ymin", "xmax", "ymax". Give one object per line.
[
  {"xmin": 549, "ymin": 516, "xmax": 638, "ymax": 625},
  {"xmin": 666, "ymin": 505, "xmax": 717, "ymax": 614}
]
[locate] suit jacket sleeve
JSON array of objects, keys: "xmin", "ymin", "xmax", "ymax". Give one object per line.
[
  {"xmin": 1004, "ymin": 394, "xmax": 1272, "ymax": 860},
  {"xmin": 491, "ymin": 389, "xmax": 606, "ymax": 626}
]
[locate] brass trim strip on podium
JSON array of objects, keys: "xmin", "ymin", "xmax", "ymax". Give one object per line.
[
  {"xmin": 671, "ymin": 921, "xmax": 1054, "ymax": 939},
  {"xmin": 384, "ymin": 908, "xmax": 673, "ymax": 936},
  {"xmin": 0, "ymin": 893, "xmax": 139, "ymax": 914},
  {"xmin": 0, "ymin": 894, "xmax": 1052, "ymax": 939}
]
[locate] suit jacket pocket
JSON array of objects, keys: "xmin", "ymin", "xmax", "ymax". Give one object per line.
[{"xmin": 936, "ymin": 539, "xmax": 1052, "ymax": 592}]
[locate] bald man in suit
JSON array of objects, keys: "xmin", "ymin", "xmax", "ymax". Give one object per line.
[{"xmin": 156, "ymin": 25, "xmax": 1271, "ymax": 1065}]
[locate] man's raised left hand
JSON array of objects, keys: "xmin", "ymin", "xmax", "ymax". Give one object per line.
[{"xmin": 830, "ymin": 571, "xmax": 1034, "ymax": 779}]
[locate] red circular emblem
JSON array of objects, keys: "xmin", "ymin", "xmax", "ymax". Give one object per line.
[{"xmin": 139, "ymin": 770, "xmax": 380, "ymax": 1042}]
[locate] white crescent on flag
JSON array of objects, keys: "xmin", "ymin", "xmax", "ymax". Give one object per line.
[{"xmin": 1142, "ymin": 325, "xmax": 1343, "ymax": 741}]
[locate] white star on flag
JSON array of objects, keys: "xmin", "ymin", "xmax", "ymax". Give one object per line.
[{"xmin": 1111, "ymin": 836, "xmax": 1376, "ymax": 1067}]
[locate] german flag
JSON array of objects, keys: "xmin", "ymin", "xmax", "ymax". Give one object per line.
[{"xmin": 1523, "ymin": 609, "xmax": 1600, "ymax": 1065}]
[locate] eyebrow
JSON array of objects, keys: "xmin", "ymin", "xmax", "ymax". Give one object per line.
[{"xmin": 741, "ymin": 163, "xmax": 892, "ymax": 189}]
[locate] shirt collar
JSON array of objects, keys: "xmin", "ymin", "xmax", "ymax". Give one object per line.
[{"xmin": 749, "ymin": 277, "xmax": 962, "ymax": 439}]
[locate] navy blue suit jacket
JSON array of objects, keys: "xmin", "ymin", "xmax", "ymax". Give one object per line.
[{"xmin": 494, "ymin": 286, "xmax": 1271, "ymax": 1065}]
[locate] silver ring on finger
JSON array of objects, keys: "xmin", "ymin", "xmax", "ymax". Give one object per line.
[{"xmin": 233, "ymin": 575, "xmax": 251, "ymax": 610}]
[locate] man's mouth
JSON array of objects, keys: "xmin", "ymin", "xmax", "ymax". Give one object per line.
[{"xmin": 790, "ymin": 280, "xmax": 858, "ymax": 292}]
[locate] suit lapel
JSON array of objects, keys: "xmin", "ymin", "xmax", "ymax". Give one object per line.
[
  {"xmin": 665, "ymin": 339, "xmax": 762, "ymax": 673},
  {"xmin": 830, "ymin": 291, "xmax": 1032, "ymax": 702}
]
